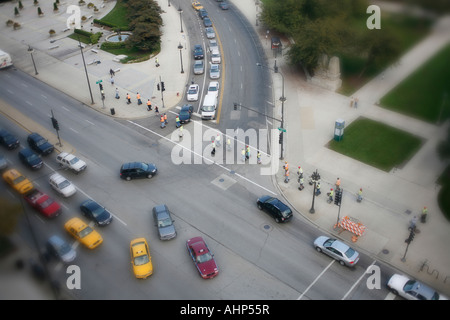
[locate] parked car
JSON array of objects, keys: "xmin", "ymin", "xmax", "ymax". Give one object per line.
[
  {"xmin": 256, "ymin": 195, "xmax": 293, "ymax": 223},
  {"xmin": 198, "ymin": 8, "xmax": 208, "ymax": 19},
  {"xmin": 64, "ymin": 217, "xmax": 103, "ymax": 249},
  {"xmin": 387, "ymin": 274, "xmax": 448, "ymax": 300},
  {"xmin": 205, "ymin": 27, "xmax": 215, "ymax": 39},
  {"xmin": 313, "ymin": 236, "xmax": 360, "ymax": 267},
  {"xmin": 3, "ymin": 168, "xmax": 34, "ymax": 195},
  {"xmin": 219, "ymin": 2, "xmax": 229, "ymax": 10},
  {"xmin": 120, "ymin": 162, "xmax": 157, "ymax": 181},
  {"xmin": 209, "ymin": 39, "xmax": 218, "ymax": 52},
  {"xmin": 130, "ymin": 238, "xmax": 153, "ymax": 279},
  {"xmin": 203, "ymin": 17, "xmax": 212, "ymax": 27},
  {"xmin": 18, "ymin": 148, "xmax": 43, "ymax": 170},
  {"xmin": 152, "ymin": 204, "xmax": 176, "ymax": 240},
  {"xmin": 56, "ymin": 152, "xmax": 87, "ymax": 173},
  {"xmin": 193, "ymin": 44, "xmax": 204, "ymax": 60},
  {"xmin": 211, "ymin": 49, "xmax": 221, "ymax": 64},
  {"xmin": 46, "ymin": 235, "xmax": 76, "ymax": 264},
  {"xmin": 186, "ymin": 236, "xmax": 219, "ymax": 279},
  {"xmin": 210, "ymin": 64, "xmax": 220, "ymax": 79},
  {"xmin": 80, "ymin": 199, "xmax": 113, "ymax": 226},
  {"xmin": 24, "ymin": 189, "xmax": 61, "ymax": 218},
  {"xmin": 192, "ymin": 1, "xmax": 203, "ymax": 11},
  {"xmin": 179, "ymin": 104, "xmax": 194, "ymax": 123},
  {"xmin": 194, "ymin": 60, "xmax": 204, "ymax": 75},
  {"xmin": 0, "ymin": 129, "xmax": 20, "ymax": 150},
  {"xmin": 27, "ymin": 132, "xmax": 54, "ymax": 156},
  {"xmin": 49, "ymin": 172, "xmax": 77, "ymax": 197},
  {"xmin": 187, "ymin": 84, "xmax": 199, "ymax": 101},
  {"xmin": 207, "ymin": 81, "xmax": 220, "ymax": 97}
]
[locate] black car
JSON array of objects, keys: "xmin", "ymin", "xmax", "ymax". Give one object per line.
[
  {"xmin": 80, "ymin": 199, "xmax": 113, "ymax": 226},
  {"xmin": 198, "ymin": 8, "xmax": 208, "ymax": 19},
  {"xmin": 120, "ymin": 162, "xmax": 157, "ymax": 181},
  {"xmin": 179, "ymin": 104, "xmax": 193, "ymax": 123},
  {"xmin": 0, "ymin": 129, "xmax": 20, "ymax": 150},
  {"xmin": 18, "ymin": 148, "xmax": 43, "ymax": 170},
  {"xmin": 203, "ymin": 17, "xmax": 212, "ymax": 27},
  {"xmin": 193, "ymin": 44, "xmax": 204, "ymax": 60},
  {"xmin": 256, "ymin": 195, "xmax": 293, "ymax": 223},
  {"xmin": 27, "ymin": 133, "xmax": 54, "ymax": 155}
]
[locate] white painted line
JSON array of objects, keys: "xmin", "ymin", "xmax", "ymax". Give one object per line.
[
  {"xmin": 297, "ymin": 260, "xmax": 335, "ymax": 300},
  {"xmin": 85, "ymin": 120, "xmax": 95, "ymax": 126},
  {"xmin": 384, "ymin": 292, "xmax": 396, "ymax": 300},
  {"xmin": 341, "ymin": 260, "xmax": 377, "ymax": 300}
]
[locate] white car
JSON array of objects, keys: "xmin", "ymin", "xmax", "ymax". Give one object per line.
[
  {"xmin": 49, "ymin": 173, "xmax": 77, "ymax": 197},
  {"xmin": 205, "ymin": 27, "xmax": 215, "ymax": 39},
  {"xmin": 207, "ymin": 81, "xmax": 219, "ymax": 97},
  {"xmin": 211, "ymin": 49, "xmax": 221, "ymax": 64},
  {"xmin": 194, "ymin": 60, "xmax": 204, "ymax": 74},
  {"xmin": 209, "ymin": 39, "xmax": 218, "ymax": 52},
  {"xmin": 186, "ymin": 84, "xmax": 199, "ymax": 101},
  {"xmin": 387, "ymin": 274, "xmax": 448, "ymax": 300},
  {"xmin": 209, "ymin": 64, "xmax": 220, "ymax": 79},
  {"xmin": 56, "ymin": 152, "xmax": 87, "ymax": 173}
]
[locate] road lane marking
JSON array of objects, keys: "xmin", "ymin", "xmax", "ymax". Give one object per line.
[
  {"xmin": 341, "ymin": 260, "xmax": 377, "ymax": 300},
  {"xmin": 384, "ymin": 292, "xmax": 396, "ymax": 300},
  {"xmin": 297, "ymin": 260, "xmax": 335, "ymax": 300}
]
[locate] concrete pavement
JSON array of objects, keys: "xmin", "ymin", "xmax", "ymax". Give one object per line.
[{"xmin": 1, "ymin": 0, "xmax": 449, "ymax": 298}]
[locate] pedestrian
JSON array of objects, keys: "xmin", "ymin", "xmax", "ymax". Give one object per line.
[
  {"xmin": 154, "ymin": 105, "xmax": 159, "ymax": 115},
  {"xmin": 155, "ymin": 57, "xmax": 159, "ymax": 67},
  {"xmin": 354, "ymin": 97, "xmax": 359, "ymax": 108},
  {"xmin": 335, "ymin": 178, "xmax": 341, "ymax": 190},
  {"xmin": 110, "ymin": 76, "xmax": 114, "ymax": 85},
  {"xmin": 328, "ymin": 188, "xmax": 334, "ymax": 203},
  {"xmin": 241, "ymin": 148, "xmax": 246, "ymax": 162},
  {"xmin": 283, "ymin": 161, "xmax": 289, "ymax": 173},
  {"xmin": 298, "ymin": 176, "xmax": 304, "ymax": 190},
  {"xmin": 284, "ymin": 169, "xmax": 290, "ymax": 183},
  {"xmin": 175, "ymin": 116, "xmax": 180, "ymax": 128},
  {"xmin": 315, "ymin": 182, "xmax": 321, "ymax": 196},
  {"xmin": 110, "ymin": 68, "xmax": 115, "ymax": 76},
  {"xmin": 257, "ymin": 151, "xmax": 261, "ymax": 164},
  {"xmin": 409, "ymin": 216, "xmax": 418, "ymax": 231},
  {"xmin": 160, "ymin": 114, "xmax": 165, "ymax": 128},
  {"xmin": 350, "ymin": 97, "xmax": 354, "ymax": 108},
  {"xmin": 211, "ymin": 140, "xmax": 216, "ymax": 156},
  {"xmin": 297, "ymin": 166, "xmax": 303, "ymax": 178},
  {"xmin": 246, "ymin": 145, "xmax": 251, "ymax": 159},
  {"xmin": 126, "ymin": 93, "xmax": 131, "ymax": 104},
  {"xmin": 137, "ymin": 92, "xmax": 142, "ymax": 105},
  {"xmin": 178, "ymin": 125, "xmax": 184, "ymax": 138},
  {"xmin": 421, "ymin": 206, "xmax": 428, "ymax": 223},
  {"xmin": 115, "ymin": 88, "xmax": 120, "ymax": 99},
  {"xmin": 215, "ymin": 134, "xmax": 221, "ymax": 147},
  {"xmin": 146, "ymin": 99, "xmax": 152, "ymax": 111},
  {"xmin": 226, "ymin": 138, "xmax": 231, "ymax": 151},
  {"xmin": 357, "ymin": 188, "xmax": 363, "ymax": 202},
  {"xmin": 164, "ymin": 113, "xmax": 168, "ymax": 124}
]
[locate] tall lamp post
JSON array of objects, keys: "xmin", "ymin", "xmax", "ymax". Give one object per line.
[
  {"xmin": 256, "ymin": 62, "xmax": 285, "ymax": 160},
  {"xmin": 178, "ymin": 42, "xmax": 184, "ymax": 73},
  {"xmin": 178, "ymin": 7, "xmax": 183, "ymax": 33},
  {"xmin": 27, "ymin": 46, "xmax": 38, "ymax": 75},
  {"xmin": 309, "ymin": 170, "xmax": 320, "ymax": 214}
]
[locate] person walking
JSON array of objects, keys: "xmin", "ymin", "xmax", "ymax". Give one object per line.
[
  {"xmin": 215, "ymin": 134, "xmax": 221, "ymax": 147},
  {"xmin": 110, "ymin": 68, "xmax": 115, "ymax": 77},
  {"xmin": 226, "ymin": 138, "xmax": 231, "ymax": 151},
  {"xmin": 241, "ymin": 148, "xmax": 246, "ymax": 162},
  {"xmin": 154, "ymin": 105, "xmax": 159, "ymax": 115},
  {"xmin": 409, "ymin": 216, "xmax": 418, "ymax": 231},
  {"xmin": 297, "ymin": 166, "xmax": 303, "ymax": 178},
  {"xmin": 257, "ymin": 151, "xmax": 261, "ymax": 164},
  {"xmin": 146, "ymin": 99, "xmax": 152, "ymax": 111},
  {"xmin": 137, "ymin": 93, "xmax": 142, "ymax": 105},
  {"xmin": 178, "ymin": 125, "xmax": 184, "ymax": 138},
  {"xmin": 328, "ymin": 188, "xmax": 334, "ymax": 203},
  {"xmin": 335, "ymin": 178, "xmax": 341, "ymax": 190},
  {"xmin": 246, "ymin": 145, "xmax": 251, "ymax": 160},
  {"xmin": 126, "ymin": 93, "xmax": 131, "ymax": 104},
  {"xmin": 160, "ymin": 114, "xmax": 165, "ymax": 128},
  {"xmin": 315, "ymin": 182, "xmax": 321, "ymax": 196},
  {"xmin": 211, "ymin": 140, "xmax": 216, "ymax": 156},
  {"xmin": 350, "ymin": 97, "xmax": 354, "ymax": 108},
  {"xmin": 357, "ymin": 188, "xmax": 363, "ymax": 202},
  {"xmin": 421, "ymin": 206, "xmax": 428, "ymax": 223},
  {"xmin": 110, "ymin": 76, "xmax": 114, "ymax": 85},
  {"xmin": 298, "ymin": 176, "xmax": 304, "ymax": 190},
  {"xmin": 175, "ymin": 116, "xmax": 180, "ymax": 128},
  {"xmin": 283, "ymin": 161, "xmax": 289, "ymax": 172},
  {"xmin": 164, "ymin": 113, "xmax": 168, "ymax": 124},
  {"xmin": 284, "ymin": 168, "xmax": 290, "ymax": 183},
  {"xmin": 155, "ymin": 57, "xmax": 159, "ymax": 67},
  {"xmin": 354, "ymin": 97, "xmax": 359, "ymax": 108},
  {"xmin": 115, "ymin": 88, "xmax": 120, "ymax": 99}
]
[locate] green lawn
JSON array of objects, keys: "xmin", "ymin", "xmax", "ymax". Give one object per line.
[
  {"xmin": 380, "ymin": 43, "xmax": 450, "ymax": 123},
  {"xmin": 99, "ymin": 0, "xmax": 130, "ymax": 30},
  {"xmin": 328, "ymin": 118, "xmax": 423, "ymax": 172}
]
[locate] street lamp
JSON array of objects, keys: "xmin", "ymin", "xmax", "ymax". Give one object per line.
[
  {"xmin": 178, "ymin": 7, "xmax": 183, "ymax": 33},
  {"xmin": 178, "ymin": 42, "xmax": 184, "ymax": 73},
  {"xmin": 309, "ymin": 170, "xmax": 320, "ymax": 214},
  {"xmin": 27, "ymin": 46, "xmax": 38, "ymax": 75},
  {"xmin": 256, "ymin": 62, "xmax": 285, "ymax": 159}
]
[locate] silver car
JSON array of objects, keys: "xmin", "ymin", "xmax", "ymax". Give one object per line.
[
  {"xmin": 46, "ymin": 235, "xmax": 76, "ymax": 263},
  {"xmin": 205, "ymin": 27, "xmax": 215, "ymax": 39},
  {"xmin": 209, "ymin": 64, "xmax": 220, "ymax": 79},
  {"xmin": 194, "ymin": 60, "xmax": 204, "ymax": 74},
  {"xmin": 387, "ymin": 274, "xmax": 448, "ymax": 300},
  {"xmin": 313, "ymin": 236, "xmax": 359, "ymax": 267},
  {"xmin": 152, "ymin": 204, "xmax": 176, "ymax": 240},
  {"xmin": 209, "ymin": 39, "xmax": 218, "ymax": 52}
]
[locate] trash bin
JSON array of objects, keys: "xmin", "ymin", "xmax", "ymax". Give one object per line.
[
  {"xmin": 110, "ymin": 108, "xmax": 115, "ymax": 115},
  {"xmin": 334, "ymin": 119, "xmax": 345, "ymax": 141}
]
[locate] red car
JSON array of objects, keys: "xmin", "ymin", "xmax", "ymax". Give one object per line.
[
  {"xmin": 24, "ymin": 189, "xmax": 62, "ymax": 218},
  {"xmin": 186, "ymin": 237, "xmax": 219, "ymax": 279}
]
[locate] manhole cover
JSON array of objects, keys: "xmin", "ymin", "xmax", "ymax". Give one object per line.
[
  {"xmin": 219, "ymin": 178, "xmax": 224, "ymax": 182},
  {"xmin": 382, "ymin": 249, "xmax": 389, "ymax": 254},
  {"xmin": 261, "ymin": 223, "xmax": 272, "ymax": 232}
]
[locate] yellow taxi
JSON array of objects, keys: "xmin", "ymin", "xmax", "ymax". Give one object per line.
[
  {"xmin": 130, "ymin": 238, "xmax": 153, "ymax": 279},
  {"xmin": 192, "ymin": 1, "xmax": 203, "ymax": 11},
  {"xmin": 2, "ymin": 169, "xmax": 34, "ymax": 195},
  {"xmin": 64, "ymin": 217, "xmax": 103, "ymax": 249}
]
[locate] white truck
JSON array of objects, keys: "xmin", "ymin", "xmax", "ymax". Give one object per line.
[
  {"xmin": 0, "ymin": 50, "xmax": 13, "ymax": 69},
  {"xmin": 200, "ymin": 94, "xmax": 218, "ymax": 120},
  {"xmin": 56, "ymin": 152, "xmax": 87, "ymax": 173}
]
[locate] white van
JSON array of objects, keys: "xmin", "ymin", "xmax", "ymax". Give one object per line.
[
  {"xmin": 201, "ymin": 94, "xmax": 218, "ymax": 120},
  {"xmin": 0, "ymin": 50, "xmax": 13, "ymax": 69}
]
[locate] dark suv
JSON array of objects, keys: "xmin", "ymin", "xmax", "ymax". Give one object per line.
[
  {"xmin": 256, "ymin": 195, "xmax": 293, "ymax": 223},
  {"xmin": 18, "ymin": 148, "xmax": 43, "ymax": 170},
  {"xmin": 120, "ymin": 162, "xmax": 157, "ymax": 181},
  {"xmin": 27, "ymin": 132, "xmax": 54, "ymax": 155},
  {"xmin": 0, "ymin": 129, "xmax": 20, "ymax": 150},
  {"xmin": 193, "ymin": 44, "xmax": 204, "ymax": 60}
]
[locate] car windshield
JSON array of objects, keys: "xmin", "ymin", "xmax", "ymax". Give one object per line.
[
  {"xmin": 134, "ymin": 255, "xmax": 149, "ymax": 266},
  {"xmin": 91, "ymin": 205, "xmax": 105, "ymax": 218},
  {"xmin": 39, "ymin": 199, "xmax": 53, "ymax": 209},
  {"xmin": 69, "ymin": 157, "xmax": 80, "ymax": 165},
  {"xmin": 79, "ymin": 226, "xmax": 93, "ymax": 238},
  {"xmin": 188, "ymin": 88, "xmax": 197, "ymax": 94},
  {"xmin": 27, "ymin": 154, "xmax": 40, "ymax": 162},
  {"xmin": 344, "ymin": 247, "xmax": 356, "ymax": 258},
  {"xmin": 323, "ymin": 238, "xmax": 335, "ymax": 247},
  {"xmin": 281, "ymin": 209, "xmax": 292, "ymax": 217},
  {"xmin": 13, "ymin": 176, "xmax": 26, "ymax": 184},
  {"xmin": 36, "ymin": 139, "xmax": 46, "ymax": 146},
  {"xmin": 202, "ymin": 106, "xmax": 214, "ymax": 112},
  {"xmin": 58, "ymin": 180, "xmax": 70, "ymax": 189},
  {"xmin": 197, "ymin": 252, "xmax": 212, "ymax": 264},
  {"xmin": 158, "ymin": 217, "xmax": 173, "ymax": 228},
  {"xmin": 209, "ymin": 86, "xmax": 217, "ymax": 92},
  {"xmin": 59, "ymin": 243, "xmax": 72, "ymax": 255}
]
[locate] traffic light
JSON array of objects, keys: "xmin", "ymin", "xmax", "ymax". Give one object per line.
[
  {"xmin": 51, "ymin": 117, "xmax": 59, "ymax": 131},
  {"xmin": 405, "ymin": 230, "xmax": 415, "ymax": 244},
  {"xmin": 334, "ymin": 189, "xmax": 342, "ymax": 206},
  {"xmin": 157, "ymin": 83, "xmax": 160, "ymax": 91},
  {"xmin": 279, "ymin": 132, "xmax": 283, "ymax": 144},
  {"xmin": 161, "ymin": 82, "xmax": 165, "ymax": 91}
]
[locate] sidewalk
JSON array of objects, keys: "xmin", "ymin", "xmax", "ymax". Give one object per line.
[
  {"xmin": 1, "ymin": 0, "xmax": 449, "ymax": 297},
  {"xmin": 229, "ymin": 0, "xmax": 450, "ymax": 295}
]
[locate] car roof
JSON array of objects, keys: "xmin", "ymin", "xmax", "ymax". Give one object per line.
[
  {"xmin": 330, "ymin": 239, "xmax": 350, "ymax": 252},
  {"xmin": 19, "ymin": 148, "xmax": 36, "ymax": 156}
]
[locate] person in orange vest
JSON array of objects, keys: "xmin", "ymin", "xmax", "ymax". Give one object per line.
[
  {"xmin": 126, "ymin": 93, "xmax": 131, "ymax": 104},
  {"xmin": 164, "ymin": 113, "xmax": 168, "ymax": 124},
  {"xmin": 284, "ymin": 168, "xmax": 289, "ymax": 183},
  {"xmin": 137, "ymin": 92, "xmax": 142, "ymax": 105},
  {"xmin": 160, "ymin": 114, "xmax": 165, "ymax": 128},
  {"xmin": 146, "ymin": 99, "xmax": 152, "ymax": 111},
  {"xmin": 335, "ymin": 177, "xmax": 341, "ymax": 190}
]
